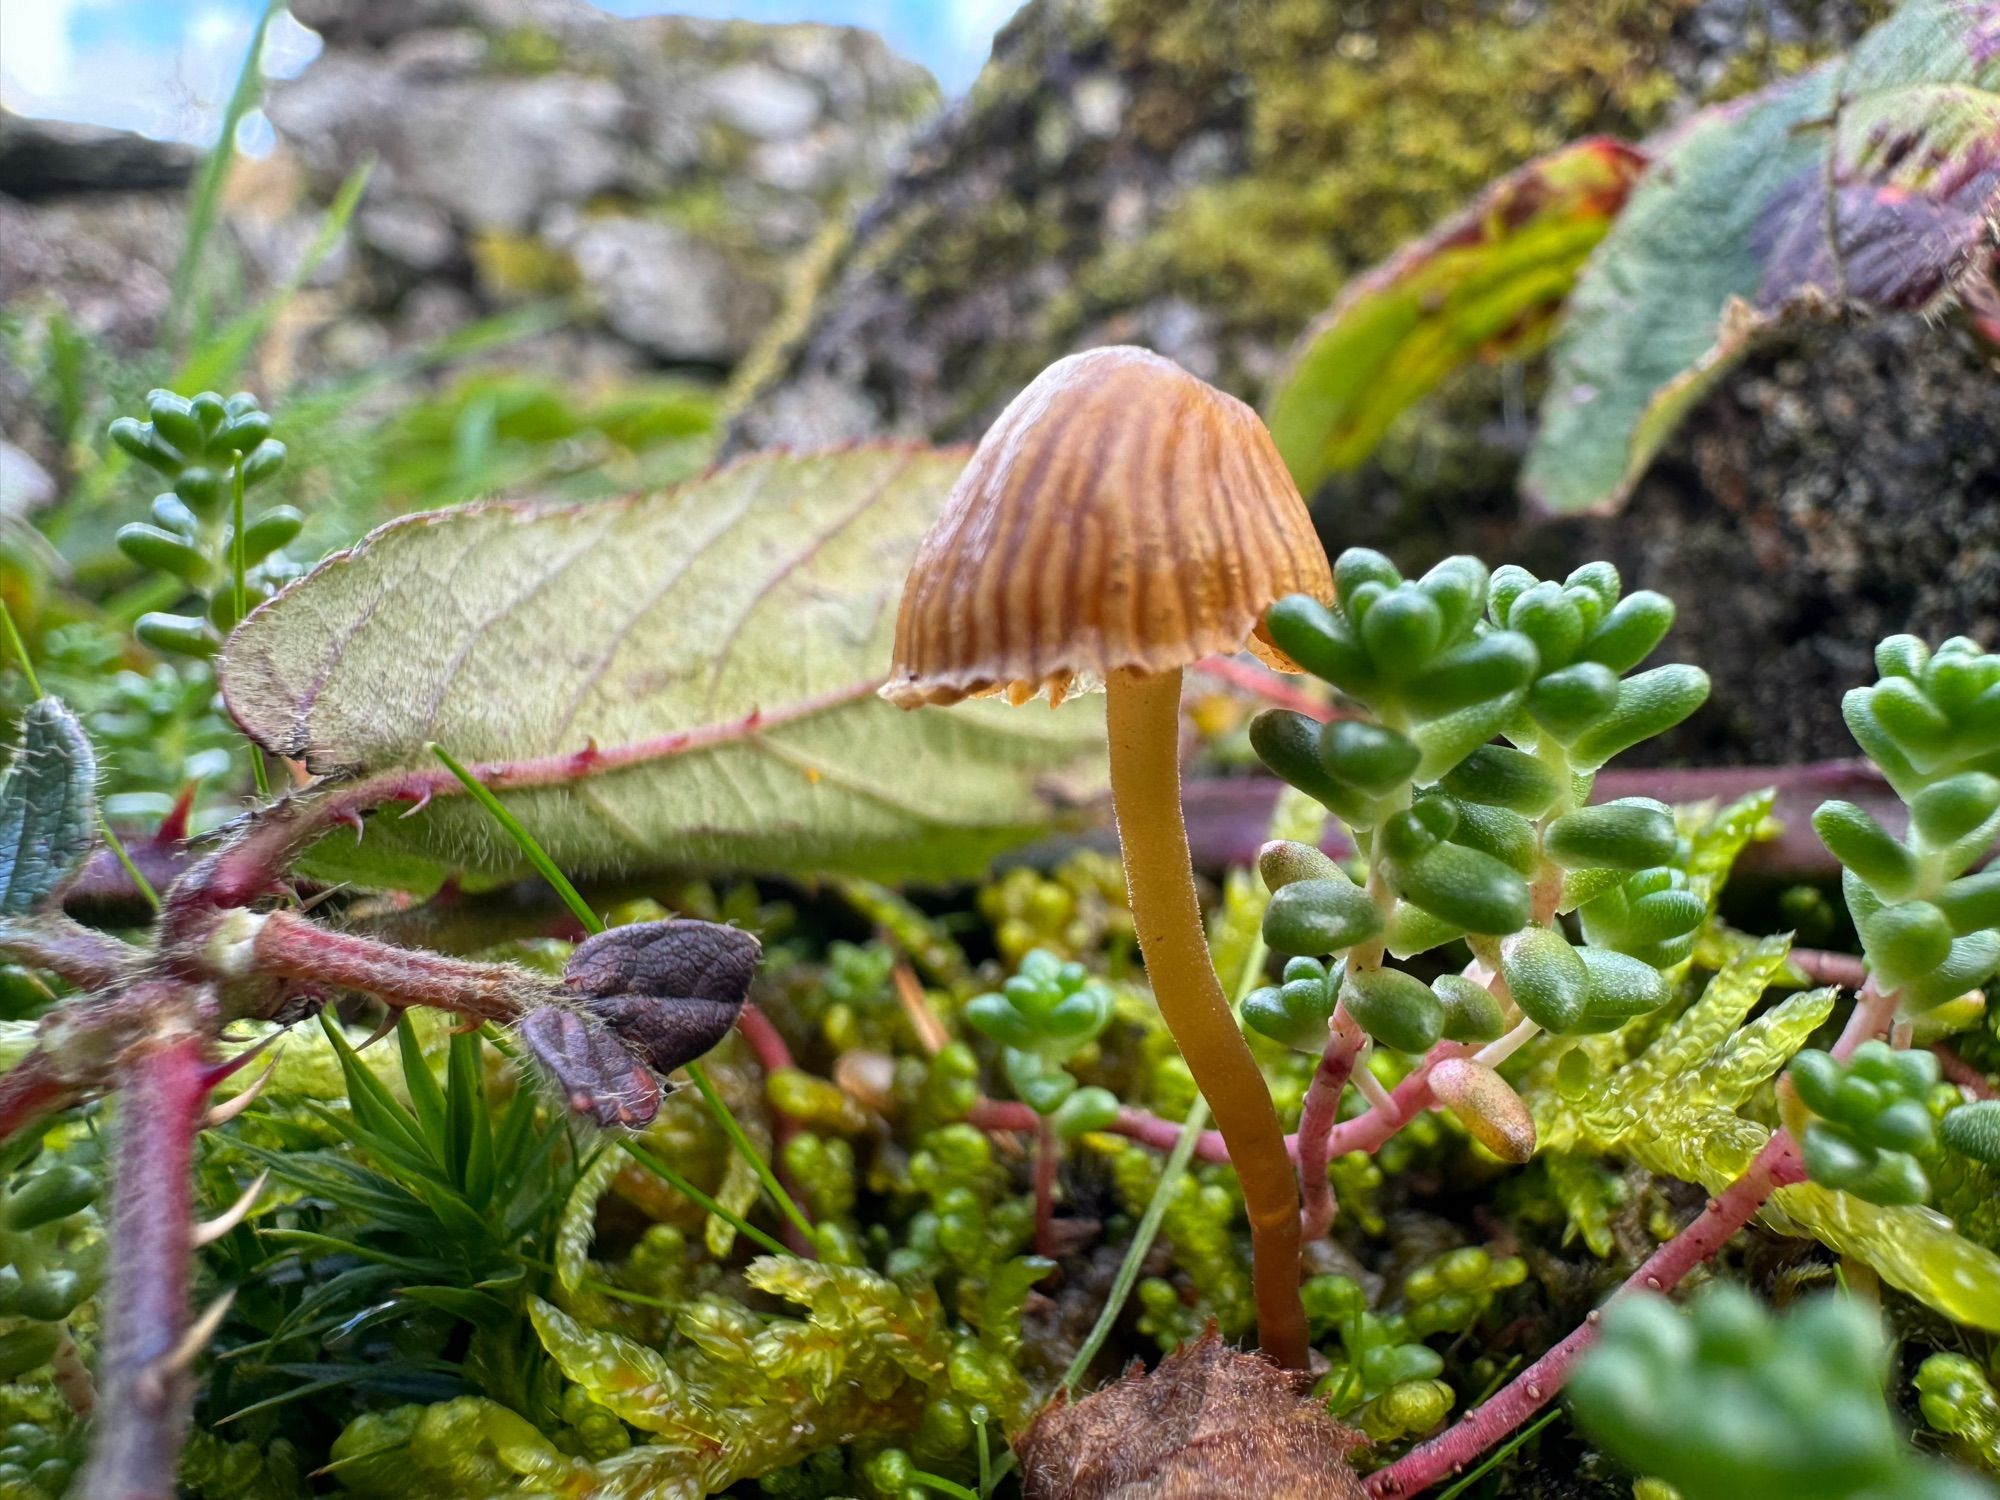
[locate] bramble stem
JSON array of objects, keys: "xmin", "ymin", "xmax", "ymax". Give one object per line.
[
  {"xmin": 0, "ymin": 915, "xmax": 141, "ymax": 991},
  {"xmin": 249, "ymin": 909, "xmax": 543, "ymax": 1020},
  {"xmin": 79, "ymin": 1026, "xmax": 210, "ymax": 1500},
  {"xmin": 1105, "ymin": 667, "xmax": 1306, "ymax": 1368},
  {"xmin": 1298, "ymin": 1008, "xmax": 1365, "ymax": 1240},
  {"xmin": 1365, "ymin": 976, "xmax": 1902, "ymax": 1498}
]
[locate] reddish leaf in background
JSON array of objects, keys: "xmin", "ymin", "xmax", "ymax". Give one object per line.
[{"xmin": 1265, "ymin": 137, "xmax": 1647, "ymax": 495}]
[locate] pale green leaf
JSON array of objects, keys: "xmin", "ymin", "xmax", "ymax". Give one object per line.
[
  {"xmin": 528, "ymin": 1297, "xmax": 684, "ymax": 1434},
  {"xmin": 221, "ymin": 448, "xmax": 1107, "ymax": 886},
  {"xmin": 0, "ymin": 698, "xmax": 98, "ymax": 917}
]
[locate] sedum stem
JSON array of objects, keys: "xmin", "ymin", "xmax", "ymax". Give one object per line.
[
  {"xmin": 1365, "ymin": 976, "xmax": 1904, "ymax": 1497},
  {"xmin": 1298, "ymin": 1006, "xmax": 1365, "ymax": 1241},
  {"xmin": 1105, "ymin": 667, "xmax": 1306, "ymax": 1368}
]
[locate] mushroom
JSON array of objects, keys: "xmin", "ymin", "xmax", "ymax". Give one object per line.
[{"xmin": 883, "ymin": 345, "xmax": 1331, "ymax": 1368}]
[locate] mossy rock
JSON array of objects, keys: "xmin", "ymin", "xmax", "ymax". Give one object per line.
[{"xmin": 727, "ymin": 0, "xmax": 1993, "ymax": 767}]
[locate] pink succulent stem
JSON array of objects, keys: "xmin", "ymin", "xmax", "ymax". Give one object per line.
[
  {"xmin": 1365, "ymin": 980, "xmax": 1901, "ymax": 1498},
  {"xmin": 1034, "ymin": 1115, "xmax": 1059, "ymax": 1260},
  {"xmin": 1298, "ymin": 1009, "xmax": 1366, "ymax": 1240},
  {"xmin": 78, "ymin": 1026, "xmax": 211, "ymax": 1500},
  {"xmin": 1932, "ymin": 1043, "xmax": 1997, "ymax": 1101}
]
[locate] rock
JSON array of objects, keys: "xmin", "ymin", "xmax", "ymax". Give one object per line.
[
  {"xmin": 0, "ymin": 443, "xmax": 56, "ymax": 519},
  {"xmin": 728, "ymin": 0, "xmax": 2000, "ymax": 768},
  {"xmin": 0, "ymin": 112, "xmax": 196, "ymax": 200},
  {"xmin": 557, "ymin": 215, "xmax": 777, "ymax": 365},
  {"xmin": 257, "ymin": 0, "xmax": 938, "ymax": 377}
]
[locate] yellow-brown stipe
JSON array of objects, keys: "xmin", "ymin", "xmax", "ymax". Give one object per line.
[
  {"xmin": 1107, "ymin": 666, "xmax": 1308, "ymax": 1369},
  {"xmin": 880, "ymin": 347, "xmax": 1329, "ymax": 709}
]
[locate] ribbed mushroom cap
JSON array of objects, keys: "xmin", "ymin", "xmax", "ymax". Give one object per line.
[{"xmin": 881, "ymin": 346, "xmax": 1332, "ymax": 709}]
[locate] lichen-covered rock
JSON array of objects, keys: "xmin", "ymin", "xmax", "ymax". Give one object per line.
[
  {"xmin": 264, "ymin": 0, "xmax": 939, "ymax": 368},
  {"xmin": 728, "ymin": 0, "xmax": 1995, "ymax": 768}
]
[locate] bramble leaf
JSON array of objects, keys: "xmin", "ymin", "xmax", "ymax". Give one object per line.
[{"xmin": 221, "ymin": 448, "xmax": 1107, "ymax": 887}]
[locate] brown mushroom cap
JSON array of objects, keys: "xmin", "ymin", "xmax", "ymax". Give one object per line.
[{"xmin": 881, "ymin": 346, "xmax": 1333, "ymax": 709}]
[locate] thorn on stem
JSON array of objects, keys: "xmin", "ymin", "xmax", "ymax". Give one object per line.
[
  {"xmin": 138, "ymin": 1291, "xmax": 235, "ymax": 1405},
  {"xmin": 192, "ymin": 1172, "xmax": 269, "ymax": 1248},
  {"xmin": 203, "ymin": 1057, "xmax": 279, "ymax": 1129}
]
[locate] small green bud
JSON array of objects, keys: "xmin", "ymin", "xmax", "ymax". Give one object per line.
[
  {"xmin": 1910, "ymin": 772, "xmax": 2000, "ymax": 848},
  {"xmin": 1251, "ymin": 709, "xmax": 1361, "ymax": 819},
  {"xmin": 175, "ymin": 465, "xmax": 226, "ymax": 514},
  {"xmin": 1004, "ymin": 1051, "xmax": 1075, "ymax": 1113},
  {"xmin": 1264, "ymin": 596, "xmax": 1376, "ymax": 698},
  {"xmin": 965, "ymin": 992, "xmax": 1033, "ymax": 1048},
  {"xmin": 115, "ymin": 522, "xmax": 207, "ymax": 581},
  {"xmin": 1565, "ymin": 560, "xmax": 1621, "ymax": 607},
  {"xmin": 1411, "ymin": 693, "xmax": 1527, "ymax": 783},
  {"xmin": 1876, "ymin": 634, "xmax": 1930, "ymax": 680},
  {"xmin": 1487, "ymin": 565, "xmax": 1535, "ymax": 625},
  {"xmin": 1383, "ymin": 901, "xmax": 1465, "ymax": 959},
  {"xmin": 1257, "ymin": 839, "xmax": 1345, "ymax": 891},
  {"xmin": 1859, "ymin": 901, "xmax": 1954, "ymax": 989},
  {"xmin": 1415, "ymin": 555, "xmax": 1488, "ymax": 642},
  {"xmin": 1382, "ymin": 801, "xmax": 1453, "ymax": 861},
  {"xmin": 3, "ymin": 1164, "xmax": 96, "ymax": 1231},
  {"xmin": 1341, "ymin": 965, "xmax": 1444, "ymax": 1054},
  {"xmin": 1439, "ymin": 744, "xmax": 1564, "ymax": 817},
  {"xmin": 1447, "ymin": 799, "xmax": 1538, "ymax": 876},
  {"xmin": 1941, "ymin": 1100, "xmax": 2000, "ymax": 1165},
  {"xmin": 1844, "ymin": 1148, "xmax": 1930, "ymax": 1206},
  {"xmin": 1432, "ymin": 973, "xmax": 1505, "ymax": 1043},
  {"xmin": 189, "ymin": 390, "xmax": 229, "ymax": 432},
  {"xmin": 239, "ymin": 437, "xmax": 288, "ymax": 488},
  {"xmin": 220, "ymin": 408, "xmax": 274, "ymax": 451},
  {"xmin": 1898, "ymin": 930, "xmax": 2000, "ymax": 1012},
  {"xmin": 1501, "ymin": 926, "xmax": 1589, "ymax": 1033},
  {"xmin": 1360, "ymin": 585, "xmax": 1444, "ymax": 675},
  {"xmin": 1508, "ymin": 582, "xmax": 1586, "ymax": 669},
  {"xmin": 146, "ymin": 389, "xmax": 206, "ymax": 452},
  {"xmin": 150, "ymin": 492, "xmax": 198, "ymax": 533},
  {"xmin": 1867, "ymin": 677, "xmax": 1953, "ymax": 757},
  {"xmin": 1580, "ymin": 590, "xmax": 1674, "ymax": 674},
  {"xmin": 1404, "ymin": 632, "xmax": 1539, "ymax": 717},
  {"xmin": 109, "ymin": 415, "xmax": 183, "ymax": 473},
  {"xmin": 1527, "ymin": 661, "xmax": 1621, "ymax": 740},
  {"xmin": 1320, "ymin": 720, "xmax": 1420, "ymax": 795},
  {"xmin": 1571, "ymin": 948, "xmax": 1670, "ymax": 1032},
  {"xmin": 0, "ymin": 1327, "xmax": 58, "ymax": 1380},
  {"xmin": 1812, "ymin": 801, "xmax": 1917, "ymax": 899},
  {"xmin": 1051, "ymin": 1086, "xmax": 1120, "ymax": 1140},
  {"xmin": 1244, "ymin": 963, "xmax": 1339, "ymax": 1053},
  {"xmin": 1544, "ymin": 799, "xmax": 1677, "ymax": 871},
  {"xmin": 135, "ymin": 611, "xmax": 217, "ymax": 657},
  {"xmin": 1392, "ymin": 841, "xmax": 1532, "ymax": 936},
  {"xmin": 1263, "ymin": 877, "xmax": 1384, "ymax": 957},
  {"xmin": 1334, "ymin": 547, "xmax": 1400, "ymax": 602},
  {"xmin": 1935, "ymin": 870, "xmax": 2000, "ymax": 934},
  {"xmin": 15, "ymin": 1268, "xmax": 85, "ymax": 1322},
  {"xmin": 240, "ymin": 505, "xmax": 305, "ymax": 563},
  {"xmin": 1569, "ymin": 665, "xmax": 1711, "ymax": 769}
]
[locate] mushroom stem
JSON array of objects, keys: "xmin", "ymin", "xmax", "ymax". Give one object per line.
[{"xmin": 1106, "ymin": 667, "xmax": 1308, "ymax": 1369}]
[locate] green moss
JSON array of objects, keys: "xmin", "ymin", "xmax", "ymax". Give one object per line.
[
  {"xmin": 484, "ymin": 25, "xmax": 567, "ymax": 76},
  {"xmin": 1095, "ymin": 0, "xmax": 1686, "ymax": 342}
]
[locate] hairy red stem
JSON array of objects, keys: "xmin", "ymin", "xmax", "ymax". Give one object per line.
[
  {"xmin": 79, "ymin": 1027, "xmax": 211, "ymax": 1500},
  {"xmin": 1366, "ymin": 980, "xmax": 1901, "ymax": 1498},
  {"xmin": 1298, "ymin": 1010, "xmax": 1366, "ymax": 1241},
  {"xmin": 0, "ymin": 916, "xmax": 141, "ymax": 991},
  {"xmin": 249, "ymin": 910, "xmax": 545, "ymax": 1020}
]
